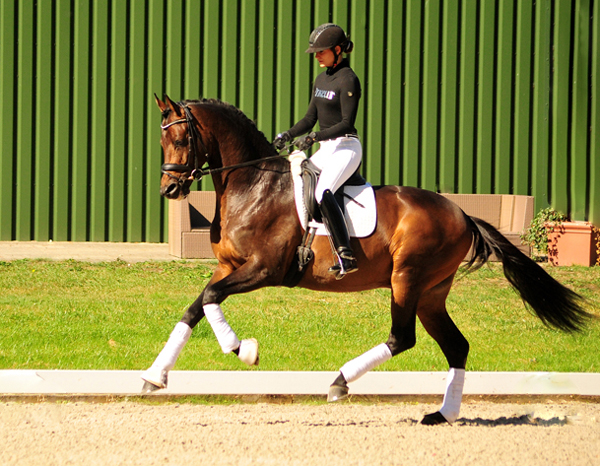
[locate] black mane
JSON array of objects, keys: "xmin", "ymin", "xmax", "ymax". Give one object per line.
[{"xmin": 182, "ymin": 98, "xmax": 278, "ymax": 159}]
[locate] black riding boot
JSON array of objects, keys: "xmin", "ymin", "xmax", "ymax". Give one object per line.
[{"xmin": 319, "ymin": 189, "xmax": 358, "ymax": 279}]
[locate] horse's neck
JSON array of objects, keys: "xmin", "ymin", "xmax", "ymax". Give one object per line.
[
  {"xmin": 197, "ymin": 103, "xmax": 292, "ymax": 201},
  {"xmin": 211, "ymin": 155, "xmax": 293, "ymax": 207}
]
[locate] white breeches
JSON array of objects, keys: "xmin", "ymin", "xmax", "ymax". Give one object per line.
[{"xmin": 310, "ymin": 136, "xmax": 362, "ymax": 203}]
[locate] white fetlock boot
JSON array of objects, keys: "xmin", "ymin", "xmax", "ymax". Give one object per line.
[{"xmin": 238, "ymin": 338, "xmax": 259, "ymax": 366}]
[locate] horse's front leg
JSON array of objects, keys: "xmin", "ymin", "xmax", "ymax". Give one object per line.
[
  {"xmin": 198, "ymin": 259, "xmax": 280, "ymax": 365},
  {"xmin": 140, "ymin": 292, "xmax": 206, "ymax": 392},
  {"xmin": 141, "ymin": 260, "xmax": 273, "ymax": 393}
]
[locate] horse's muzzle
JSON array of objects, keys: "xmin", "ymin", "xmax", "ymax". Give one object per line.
[{"xmin": 160, "ymin": 177, "xmax": 191, "ymax": 200}]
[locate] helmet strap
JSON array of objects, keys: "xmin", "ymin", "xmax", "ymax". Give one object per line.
[{"xmin": 331, "ymin": 45, "xmax": 341, "ymax": 68}]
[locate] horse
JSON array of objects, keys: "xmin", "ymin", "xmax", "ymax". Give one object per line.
[{"xmin": 142, "ymin": 94, "xmax": 592, "ymax": 425}]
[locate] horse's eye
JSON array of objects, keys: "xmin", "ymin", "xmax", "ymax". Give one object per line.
[{"xmin": 174, "ymin": 139, "xmax": 187, "ymax": 148}]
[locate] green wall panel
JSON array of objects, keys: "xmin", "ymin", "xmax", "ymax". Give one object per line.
[
  {"xmin": 1, "ymin": 0, "xmax": 599, "ymax": 243},
  {"xmin": 52, "ymin": 0, "xmax": 72, "ymax": 241}
]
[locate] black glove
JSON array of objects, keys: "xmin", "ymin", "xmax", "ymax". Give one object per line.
[
  {"xmin": 294, "ymin": 132, "xmax": 317, "ymax": 151},
  {"xmin": 272, "ymin": 131, "xmax": 291, "ymax": 150}
]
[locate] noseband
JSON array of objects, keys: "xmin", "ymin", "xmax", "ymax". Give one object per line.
[{"xmin": 161, "ymin": 104, "xmax": 209, "ymax": 182}]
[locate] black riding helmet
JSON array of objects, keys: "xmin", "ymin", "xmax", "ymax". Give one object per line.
[{"xmin": 305, "ymin": 23, "xmax": 352, "ymax": 54}]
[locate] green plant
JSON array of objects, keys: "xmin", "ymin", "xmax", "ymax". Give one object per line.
[{"xmin": 521, "ymin": 208, "xmax": 568, "ymax": 258}]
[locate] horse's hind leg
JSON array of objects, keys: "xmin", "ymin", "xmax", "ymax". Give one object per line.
[
  {"xmin": 417, "ymin": 277, "xmax": 469, "ymax": 425},
  {"xmin": 328, "ymin": 285, "xmax": 419, "ymax": 402}
]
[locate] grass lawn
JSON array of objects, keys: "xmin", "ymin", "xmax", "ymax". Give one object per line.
[{"xmin": 0, "ymin": 259, "xmax": 598, "ymax": 373}]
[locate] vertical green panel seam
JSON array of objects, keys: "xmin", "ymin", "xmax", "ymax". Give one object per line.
[
  {"xmin": 202, "ymin": 0, "xmax": 220, "ymax": 99},
  {"xmin": 439, "ymin": 0, "xmax": 459, "ymax": 193},
  {"xmin": 16, "ymin": 0, "xmax": 34, "ymax": 240},
  {"xmin": 72, "ymin": 0, "xmax": 91, "ymax": 241},
  {"xmin": 365, "ymin": 0, "xmax": 385, "ymax": 185},
  {"xmin": 402, "ymin": 0, "xmax": 422, "ymax": 187},
  {"xmin": 257, "ymin": 0, "xmax": 275, "ymax": 138},
  {"xmin": 476, "ymin": 0, "xmax": 495, "ymax": 194},
  {"xmin": 421, "ymin": 0, "xmax": 440, "ymax": 191},
  {"xmin": 458, "ymin": 0, "xmax": 477, "ymax": 193},
  {"xmin": 90, "ymin": 0, "xmax": 109, "ymax": 241},
  {"xmin": 569, "ymin": 0, "xmax": 590, "ymax": 220},
  {"xmin": 239, "ymin": 0, "xmax": 258, "ymax": 120},
  {"xmin": 513, "ymin": 1, "xmax": 533, "ymax": 196},
  {"xmin": 293, "ymin": 1, "xmax": 312, "ymax": 125},
  {"xmin": 109, "ymin": 2, "xmax": 128, "ymax": 241},
  {"xmin": 494, "ymin": 0, "xmax": 514, "ymax": 195},
  {"xmin": 200, "ymin": 0, "xmax": 220, "ymax": 191},
  {"xmin": 589, "ymin": 0, "xmax": 600, "ymax": 224},
  {"xmin": 332, "ymin": 0, "xmax": 349, "ymax": 29},
  {"xmin": 350, "ymin": 0, "xmax": 368, "ymax": 167},
  {"xmin": 551, "ymin": 1, "xmax": 572, "ymax": 214},
  {"xmin": 146, "ymin": 0, "xmax": 166, "ymax": 242},
  {"xmin": 275, "ymin": 0, "xmax": 293, "ymax": 133},
  {"xmin": 531, "ymin": 0, "xmax": 552, "ymax": 211},
  {"xmin": 184, "ymin": 0, "xmax": 202, "ymax": 100},
  {"xmin": 34, "ymin": 1, "xmax": 53, "ymax": 240},
  {"xmin": 53, "ymin": 0, "xmax": 74, "ymax": 240},
  {"xmin": 384, "ymin": 0, "xmax": 403, "ymax": 186},
  {"xmin": 166, "ymin": 1, "xmax": 184, "ymax": 99},
  {"xmin": 222, "ymin": 0, "xmax": 239, "ymax": 105},
  {"xmin": 0, "ymin": 0, "xmax": 16, "ymax": 239},
  {"xmin": 127, "ymin": 0, "xmax": 147, "ymax": 241}
]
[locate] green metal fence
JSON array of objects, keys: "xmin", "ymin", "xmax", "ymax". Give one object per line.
[{"xmin": 1, "ymin": 0, "xmax": 599, "ymax": 242}]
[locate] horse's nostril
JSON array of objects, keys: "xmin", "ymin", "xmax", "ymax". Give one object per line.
[{"xmin": 162, "ymin": 183, "xmax": 179, "ymax": 198}]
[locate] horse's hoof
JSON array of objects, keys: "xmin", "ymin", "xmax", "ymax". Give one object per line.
[
  {"xmin": 140, "ymin": 368, "xmax": 167, "ymax": 392},
  {"xmin": 238, "ymin": 338, "xmax": 259, "ymax": 366},
  {"xmin": 421, "ymin": 411, "xmax": 449, "ymax": 426},
  {"xmin": 141, "ymin": 380, "xmax": 163, "ymax": 394},
  {"xmin": 327, "ymin": 384, "xmax": 349, "ymax": 402}
]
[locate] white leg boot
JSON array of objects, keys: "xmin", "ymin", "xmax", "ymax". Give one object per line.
[
  {"xmin": 439, "ymin": 368, "xmax": 465, "ymax": 423},
  {"xmin": 141, "ymin": 322, "xmax": 192, "ymax": 388},
  {"xmin": 204, "ymin": 303, "xmax": 259, "ymax": 365}
]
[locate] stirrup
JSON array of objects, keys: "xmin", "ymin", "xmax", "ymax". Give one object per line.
[{"xmin": 328, "ymin": 255, "xmax": 358, "ymax": 280}]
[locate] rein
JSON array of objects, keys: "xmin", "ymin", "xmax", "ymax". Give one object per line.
[{"xmin": 161, "ymin": 102, "xmax": 291, "ymax": 182}]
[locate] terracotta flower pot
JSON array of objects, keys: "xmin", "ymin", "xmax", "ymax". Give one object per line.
[{"xmin": 546, "ymin": 221, "xmax": 600, "ymax": 266}]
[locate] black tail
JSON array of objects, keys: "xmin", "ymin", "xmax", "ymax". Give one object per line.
[{"xmin": 465, "ymin": 216, "xmax": 594, "ymax": 332}]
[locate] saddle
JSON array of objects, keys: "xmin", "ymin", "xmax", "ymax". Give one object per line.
[
  {"xmin": 300, "ymin": 158, "xmax": 367, "ymax": 224},
  {"xmin": 286, "ymin": 152, "xmax": 376, "ymax": 279}
]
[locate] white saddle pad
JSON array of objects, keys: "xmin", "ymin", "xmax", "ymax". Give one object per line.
[{"xmin": 290, "ymin": 154, "xmax": 377, "ymax": 238}]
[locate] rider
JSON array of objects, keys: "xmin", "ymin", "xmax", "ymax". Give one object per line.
[{"xmin": 273, "ymin": 23, "xmax": 362, "ymax": 279}]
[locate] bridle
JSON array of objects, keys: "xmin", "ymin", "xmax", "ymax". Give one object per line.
[
  {"xmin": 160, "ymin": 102, "xmax": 291, "ymax": 182},
  {"xmin": 161, "ymin": 105, "xmax": 207, "ymax": 182}
]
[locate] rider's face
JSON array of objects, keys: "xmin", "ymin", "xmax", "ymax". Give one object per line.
[{"xmin": 315, "ymin": 47, "xmax": 340, "ymax": 68}]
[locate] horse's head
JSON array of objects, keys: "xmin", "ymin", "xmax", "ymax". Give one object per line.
[{"xmin": 155, "ymin": 94, "xmax": 207, "ymax": 199}]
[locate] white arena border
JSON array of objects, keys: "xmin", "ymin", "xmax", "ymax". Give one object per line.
[{"xmin": 1, "ymin": 370, "xmax": 599, "ymax": 397}]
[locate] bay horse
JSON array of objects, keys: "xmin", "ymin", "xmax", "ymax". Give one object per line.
[{"xmin": 142, "ymin": 95, "xmax": 592, "ymax": 425}]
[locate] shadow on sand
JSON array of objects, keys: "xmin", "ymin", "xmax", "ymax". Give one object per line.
[{"xmin": 456, "ymin": 414, "xmax": 569, "ymax": 427}]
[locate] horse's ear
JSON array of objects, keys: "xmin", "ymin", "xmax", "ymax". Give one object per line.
[
  {"xmin": 154, "ymin": 93, "xmax": 167, "ymax": 112},
  {"xmin": 165, "ymin": 94, "xmax": 182, "ymax": 116}
]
